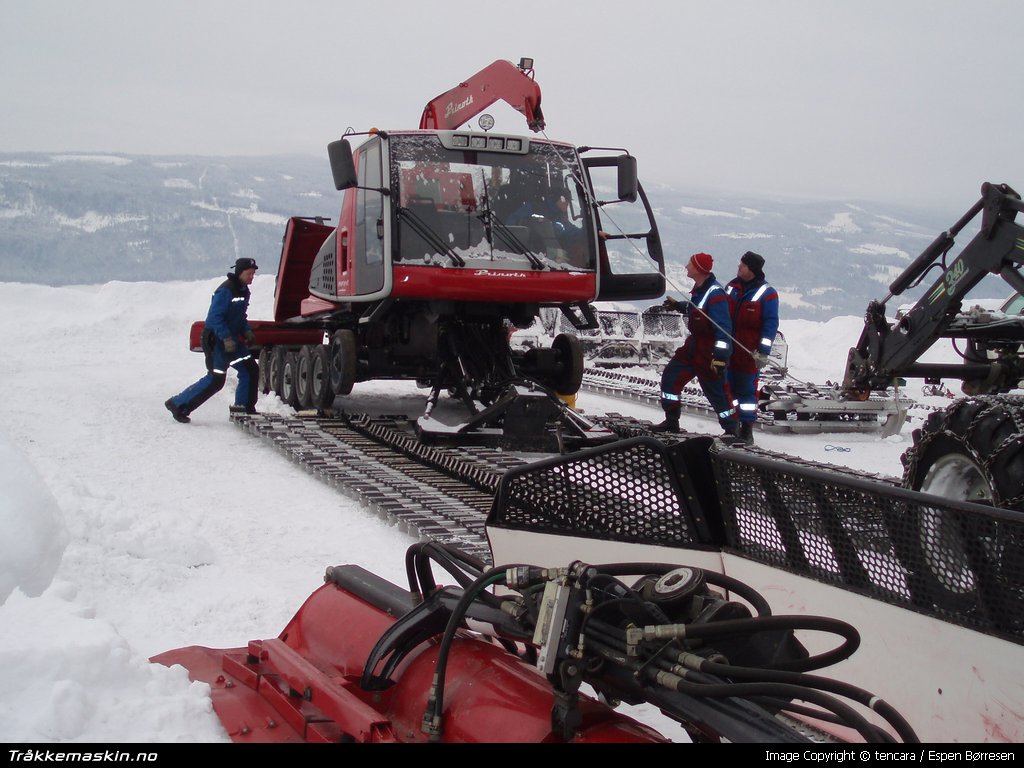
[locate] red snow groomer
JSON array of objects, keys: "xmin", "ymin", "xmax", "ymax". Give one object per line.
[
  {"xmin": 196, "ymin": 58, "xmax": 666, "ymax": 449},
  {"xmin": 153, "ymin": 542, "xmax": 919, "ymax": 743}
]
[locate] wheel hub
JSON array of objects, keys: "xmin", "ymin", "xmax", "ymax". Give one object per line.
[{"xmin": 919, "ymin": 453, "xmax": 995, "ymax": 504}]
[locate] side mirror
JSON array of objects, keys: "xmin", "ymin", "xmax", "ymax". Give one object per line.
[
  {"xmin": 328, "ymin": 139, "xmax": 357, "ymax": 191},
  {"xmin": 617, "ymin": 155, "xmax": 638, "ymax": 203}
]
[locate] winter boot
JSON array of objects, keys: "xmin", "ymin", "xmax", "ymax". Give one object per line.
[
  {"xmin": 165, "ymin": 399, "xmax": 190, "ymax": 424},
  {"xmin": 736, "ymin": 421, "xmax": 754, "ymax": 445},
  {"xmin": 651, "ymin": 415, "xmax": 680, "ymax": 433}
]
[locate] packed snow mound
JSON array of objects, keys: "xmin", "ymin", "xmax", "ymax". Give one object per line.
[
  {"xmin": 0, "ymin": 588, "xmax": 227, "ymax": 742},
  {"xmin": 0, "ymin": 428, "xmax": 68, "ymax": 604}
]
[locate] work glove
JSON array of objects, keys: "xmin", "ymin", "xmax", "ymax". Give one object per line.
[
  {"xmin": 752, "ymin": 351, "xmax": 769, "ymax": 370},
  {"xmin": 663, "ymin": 296, "xmax": 690, "ymax": 315},
  {"xmin": 222, "ymin": 336, "xmax": 237, "ymax": 354},
  {"xmin": 710, "ymin": 358, "xmax": 727, "ymax": 379},
  {"xmin": 243, "ymin": 329, "xmax": 257, "ymax": 347}
]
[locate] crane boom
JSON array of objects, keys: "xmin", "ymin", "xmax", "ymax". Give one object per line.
[{"xmin": 419, "ymin": 58, "xmax": 545, "ymax": 132}]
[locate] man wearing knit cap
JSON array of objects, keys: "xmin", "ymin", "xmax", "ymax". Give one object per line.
[
  {"xmin": 653, "ymin": 252, "xmax": 736, "ymax": 435},
  {"xmin": 164, "ymin": 257, "xmax": 261, "ymax": 423},
  {"xmin": 725, "ymin": 251, "xmax": 780, "ymax": 445}
]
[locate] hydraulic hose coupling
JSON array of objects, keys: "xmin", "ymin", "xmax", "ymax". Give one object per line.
[
  {"xmin": 505, "ymin": 566, "xmax": 568, "ymax": 589},
  {"xmin": 626, "ymin": 623, "xmax": 690, "ymax": 645}
]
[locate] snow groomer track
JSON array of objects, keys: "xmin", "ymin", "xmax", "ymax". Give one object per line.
[
  {"xmin": 230, "ymin": 408, "xmax": 902, "ymax": 564},
  {"xmin": 232, "ymin": 411, "xmax": 520, "ymax": 561},
  {"xmin": 579, "ymin": 367, "xmax": 918, "ymax": 435}
]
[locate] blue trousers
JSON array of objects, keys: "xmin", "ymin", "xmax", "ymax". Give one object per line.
[
  {"xmin": 660, "ymin": 357, "xmax": 736, "ymax": 431},
  {"xmin": 728, "ymin": 370, "xmax": 760, "ymax": 424},
  {"xmin": 171, "ymin": 343, "xmax": 258, "ymax": 416}
]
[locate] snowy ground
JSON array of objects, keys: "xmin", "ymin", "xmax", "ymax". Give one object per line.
[{"xmin": 0, "ymin": 275, "xmax": 956, "ymax": 743}]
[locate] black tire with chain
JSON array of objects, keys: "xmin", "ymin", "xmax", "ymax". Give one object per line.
[
  {"xmin": 893, "ymin": 395, "xmax": 1024, "ymax": 621},
  {"xmin": 257, "ymin": 347, "xmax": 272, "ymax": 395},
  {"xmin": 309, "ymin": 345, "xmax": 334, "ymax": 410},
  {"xmin": 281, "ymin": 350, "xmax": 301, "ymax": 409},
  {"xmin": 296, "ymin": 345, "xmax": 315, "ymax": 409},
  {"xmin": 271, "ymin": 346, "xmax": 288, "ymax": 397},
  {"xmin": 329, "ymin": 329, "xmax": 357, "ymax": 396},
  {"xmin": 901, "ymin": 395, "xmax": 1024, "ymax": 509}
]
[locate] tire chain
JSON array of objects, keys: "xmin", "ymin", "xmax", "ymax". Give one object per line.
[
  {"xmin": 975, "ymin": 396, "xmax": 1024, "ymax": 510},
  {"xmin": 901, "ymin": 394, "xmax": 1024, "ymax": 507}
]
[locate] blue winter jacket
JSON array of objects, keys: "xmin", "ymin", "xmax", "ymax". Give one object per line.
[
  {"xmin": 725, "ymin": 277, "xmax": 780, "ymax": 373},
  {"xmin": 205, "ymin": 273, "xmax": 253, "ymax": 344},
  {"xmin": 677, "ymin": 274, "xmax": 733, "ymax": 369}
]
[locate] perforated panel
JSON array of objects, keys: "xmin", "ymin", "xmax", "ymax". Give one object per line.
[
  {"xmin": 493, "ymin": 438, "xmax": 704, "ymax": 545},
  {"xmin": 714, "ymin": 451, "xmax": 1024, "ymax": 639},
  {"xmin": 490, "ymin": 436, "xmax": 1024, "ymax": 643},
  {"xmin": 641, "ymin": 309, "xmax": 685, "ymax": 338}
]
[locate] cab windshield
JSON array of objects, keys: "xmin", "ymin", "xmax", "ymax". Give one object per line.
[{"xmin": 390, "ymin": 134, "xmax": 593, "ymax": 271}]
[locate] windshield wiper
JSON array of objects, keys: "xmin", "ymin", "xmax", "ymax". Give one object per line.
[
  {"xmin": 476, "ymin": 209, "xmax": 545, "ymax": 270},
  {"xmin": 477, "ymin": 170, "xmax": 544, "ymax": 270},
  {"xmin": 397, "ymin": 207, "xmax": 466, "ymax": 267}
]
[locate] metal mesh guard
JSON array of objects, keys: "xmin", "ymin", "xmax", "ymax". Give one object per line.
[
  {"xmin": 715, "ymin": 449, "xmax": 1024, "ymax": 641},
  {"xmin": 491, "ymin": 437, "xmax": 1024, "ymax": 643},
  {"xmin": 493, "ymin": 438, "xmax": 700, "ymax": 546}
]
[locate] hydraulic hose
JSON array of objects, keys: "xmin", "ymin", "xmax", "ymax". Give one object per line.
[
  {"xmin": 584, "ymin": 626, "xmax": 916, "ymax": 743},
  {"xmin": 573, "ymin": 568, "xmax": 912, "ymax": 742},
  {"xmin": 421, "ymin": 566, "xmax": 516, "ymax": 742},
  {"xmin": 632, "ymin": 613, "xmax": 860, "ymax": 672},
  {"xmin": 412, "ymin": 558, "xmax": 918, "ymax": 743},
  {"xmin": 586, "ymin": 562, "xmax": 774, "ymax": 616},
  {"xmin": 406, "ymin": 540, "xmax": 485, "ymax": 597}
]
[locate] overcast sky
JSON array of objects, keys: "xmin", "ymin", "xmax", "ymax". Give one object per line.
[{"xmin": 3, "ymin": 0, "xmax": 1022, "ymax": 210}]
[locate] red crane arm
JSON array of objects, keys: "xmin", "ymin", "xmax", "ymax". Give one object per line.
[{"xmin": 419, "ymin": 59, "xmax": 545, "ymax": 133}]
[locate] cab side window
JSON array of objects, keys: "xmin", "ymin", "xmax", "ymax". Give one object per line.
[{"xmin": 355, "ymin": 142, "xmax": 385, "ymax": 293}]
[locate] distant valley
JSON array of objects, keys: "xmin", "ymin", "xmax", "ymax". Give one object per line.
[{"xmin": 0, "ymin": 152, "xmax": 1008, "ymax": 321}]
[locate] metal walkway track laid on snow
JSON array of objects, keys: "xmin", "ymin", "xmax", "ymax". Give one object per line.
[{"xmin": 231, "ymin": 411, "xmax": 519, "ymax": 562}]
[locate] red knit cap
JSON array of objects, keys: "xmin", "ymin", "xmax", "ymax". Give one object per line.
[{"xmin": 689, "ymin": 252, "xmax": 713, "ymax": 274}]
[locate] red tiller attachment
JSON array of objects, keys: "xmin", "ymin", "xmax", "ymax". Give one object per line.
[{"xmin": 152, "ymin": 565, "xmax": 667, "ymax": 743}]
